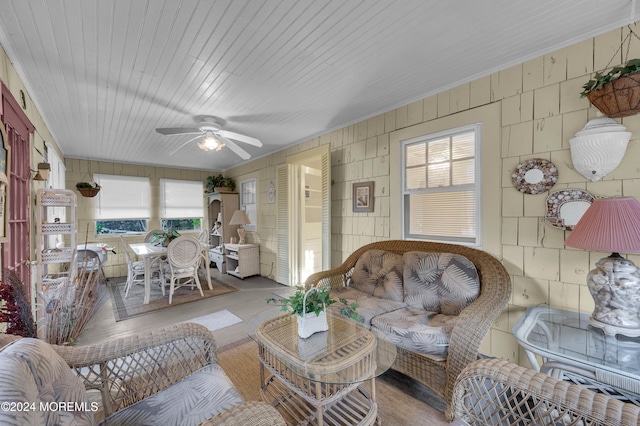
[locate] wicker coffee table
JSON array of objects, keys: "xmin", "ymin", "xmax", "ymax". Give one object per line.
[{"xmin": 247, "ymin": 308, "xmax": 396, "ymax": 426}]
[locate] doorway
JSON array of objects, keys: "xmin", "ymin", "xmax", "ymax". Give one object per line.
[{"xmin": 276, "ymin": 145, "xmax": 330, "ymax": 286}]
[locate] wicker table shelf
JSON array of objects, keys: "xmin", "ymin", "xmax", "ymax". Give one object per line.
[{"xmin": 248, "ymin": 309, "xmax": 396, "ymax": 426}]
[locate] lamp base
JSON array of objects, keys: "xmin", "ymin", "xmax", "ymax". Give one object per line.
[
  {"xmin": 587, "ymin": 253, "xmax": 640, "ymax": 337},
  {"xmin": 589, "ymin": 317, "xmax": 640, "ymax": 337},
  {"xmin": 237, "ymin": 227, "xmax": 246, "ymax": 245}
]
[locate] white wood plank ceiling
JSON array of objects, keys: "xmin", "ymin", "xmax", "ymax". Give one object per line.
[{"xmin": 0, "ymin": 0, "xmax": 639, "ymax": 171}]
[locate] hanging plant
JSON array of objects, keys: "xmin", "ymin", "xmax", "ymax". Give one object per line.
[
  {"xmin": 76, "ymin": 182, "xmax": 101, "ymax": 197},
  {"xmin": 581, "ymin": 58, "xmax": 640, "ymax": 118}
]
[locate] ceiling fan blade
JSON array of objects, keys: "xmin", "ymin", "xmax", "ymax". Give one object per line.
[
  {"xmin": 219, "ymin": 136, "xmax": 251, "ymax": 160},
  {"xmin": 168, "ymin": 134, "xmax": 204, "ymax": 156},
  {"xmin": 218, "ymin": 130, "xmax": 262, "ymax": 147},
  {"xmin": 156, "ymin": 127, "xmax": 202, "ymax": 135}
]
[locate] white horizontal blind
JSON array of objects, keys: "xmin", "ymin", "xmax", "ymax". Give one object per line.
[
  {"xmin": 403, "ymin": 125, "xmax": 480, "ymax": 245},
  {"xmin": 94, "ymin": 174, "xmax": 150, "ymax": 219},
  {"xmin": 160, "ymin": 179, "xmax": 203, "ymax": 218}
]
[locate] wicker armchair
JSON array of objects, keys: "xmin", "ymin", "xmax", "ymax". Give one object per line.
[
  {"xmin": 0, "ymin": 323, "xmax": 284, "ymax": 425},
  {"xmin": 452, "ymin": 358, "xmax": 640, "ymax": 425},
  {"xmin": 304, "ymin": 240, "xmax": 512, "ymax": 420}
]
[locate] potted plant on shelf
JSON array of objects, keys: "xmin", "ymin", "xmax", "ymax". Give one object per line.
[
  {"xmin": 149, "ymin": 229, "xmax": 181, "ymax": 247},
  {"xmin": 266, "ymin": 286, "xmax": 359, "ymax": 338},
  {"xmin": 581, "ymin": 58, "xmax": 640, "ymax": 118},
  {"xmin": 75, "ymin": 182, "xmax": 101, "ymax": 197},
  {"xmin": 206, "ymin": 174, "xmax": 236, "ymax": 193}
]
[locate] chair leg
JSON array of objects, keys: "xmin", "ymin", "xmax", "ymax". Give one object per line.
[{"xmin": 124, "ymin": 270, "xmax": 133, "ymax": 297}]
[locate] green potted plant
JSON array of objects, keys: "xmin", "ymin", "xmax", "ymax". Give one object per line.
[
  {"xmin": 149, "ymin": 229, "xmax": 181, "ymax": 247},
  {"xmin": 266, "ymin": 286, "xmax": 359, "ymax": 338},
  {"xmin": 75, "ymin": 182, "xmax": 101, "ymax": 197},
  {"xmin": 206, "ymin": 174, "xmax": 236, "ymax": 193},
  {"xmin": 581, "ymin": 58, "xmax": 640, "ymax": 118}
]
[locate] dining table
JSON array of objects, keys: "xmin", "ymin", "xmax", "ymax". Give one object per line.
[{"xmin": 128, "ymin": 241, "xmax": 213, "ymax": 304}]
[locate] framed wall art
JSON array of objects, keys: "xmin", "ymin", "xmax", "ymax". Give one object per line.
[{"xmin": 352, "ymin": 181, "xmax": 374, "ymax": 212}]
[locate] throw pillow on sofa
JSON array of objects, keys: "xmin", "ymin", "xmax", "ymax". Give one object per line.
[
  {"xmin": 350, "ymin": 249, "xmax": 404, "ymax": 302},
  {"xmin": 403, "ymin": 252, "xmax": 480, "ymax": 315}
]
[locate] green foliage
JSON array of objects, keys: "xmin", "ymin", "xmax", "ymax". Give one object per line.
[
  {"xmin": 266, "ymin": 286, "xmax": 360, "ymax": 322},
  {"xmin": 581, "ymin": 58, "xmax": 640, "ymax": 97},
  {"xmin": 206, "ymin": 174, "xmax": 236, "ymax": 192},
  {"xmin": 149, "ymin": 229, "xmax": 181, "ymax": 246},
  {"xmin": 75, "ymin": 182, "xmax": 100, "ymax": 189}
]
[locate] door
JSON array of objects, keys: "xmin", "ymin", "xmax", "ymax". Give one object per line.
[
  {"xmin": 1, "ymin": 83, "xmax": 35, "ymax": 289},
  {"xmin": 276, "ymin": 145, "xmax": 330, "ymax": 286}
]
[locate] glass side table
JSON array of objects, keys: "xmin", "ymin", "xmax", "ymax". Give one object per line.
[{"xmin": 512, "ymin": 306, "xmax": 640, "ymax": 404}]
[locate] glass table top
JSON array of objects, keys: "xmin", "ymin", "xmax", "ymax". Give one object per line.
[
  {"xmin": 512, "ymin": 306, "xmax": 640, "ymax": 379},
  {"xmin": 247, "ymin": 307, "xmax": 396, "ymax": 385}
]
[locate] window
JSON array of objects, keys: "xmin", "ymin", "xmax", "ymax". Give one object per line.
[
  {"xmin": 160, "ymin": 179, "xmax": 203, "ymax": 232},
  {"xmin": 240, "ymin": 178, "xmax": 257, "ymax": 231},
  {"xmin": 94, "ymin": 174, "xmax": 150, "ymax": 234},
  {"xmin": 402, "ymin": 124, "xmax": 481, "ymax": 245}
]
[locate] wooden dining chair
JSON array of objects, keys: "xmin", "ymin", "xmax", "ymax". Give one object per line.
[{"xmin": 164, "ymin": 236, "xmax": 204, "ymax": 304}]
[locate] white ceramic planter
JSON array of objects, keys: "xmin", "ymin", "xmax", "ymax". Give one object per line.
[{"xmin": 296, "ymin": 310, "xmax": 328, "ymax": 338}]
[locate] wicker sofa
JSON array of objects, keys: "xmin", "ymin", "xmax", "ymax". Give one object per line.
[
  {"xmin": 451, "ymin": 358, "xmax": 640, "ymax": 425},
  {"xmin": 0, "ymin": 323, "xmax": 284, "ymax": 426},
  {"xmin": 305, "ymin": 240, "xmax": 512, "ymax": 420}
]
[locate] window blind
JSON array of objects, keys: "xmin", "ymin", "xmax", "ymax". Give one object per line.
[
  {"xmin": 94, "ymin": 174, "xmax": 150, "ymax": 220},
  {"xmin": 160, "ymin": 178, "xmax": 203, "ymax": 219}
]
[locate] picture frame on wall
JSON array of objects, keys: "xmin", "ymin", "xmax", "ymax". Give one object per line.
[{"xmin": 352, "ymin": 181, "xmax": 374, "ymax": 212}]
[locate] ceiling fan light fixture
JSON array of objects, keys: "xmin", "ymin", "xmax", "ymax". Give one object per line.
[{"xmin": 198, "ymin": 132, "xmax": 225, "ymax": 152}]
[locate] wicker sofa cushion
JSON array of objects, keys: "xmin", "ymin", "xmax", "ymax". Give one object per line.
[
  {"xmin": 350, "ymin": 249, "xmax": 404, "ymax": 302},
  {"xmin": 101, "ymin": 363, "xmax": 244, "ymax": 426},
  {"xmin": 403, "ymin": 252, "xmax": 480, "ymax": 315},
  {"xmin": 329, "ymin": 286, "xmax": 407, "ymax": 327},
  {"xmin": 371, "ymin": 307, "xmax": 458, "ymax": 356},
  {"xmin": 0, "ymin": 338, "xmax": 93, "ymax": 426}
]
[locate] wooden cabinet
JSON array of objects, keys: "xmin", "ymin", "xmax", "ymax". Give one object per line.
[
  {"xmin": 207, "ymin": 191, "xmax": 239, "ymax": 247},
  {"xmin": 224, "ymin": 244, "xmax": 260, "ymax": 279}
]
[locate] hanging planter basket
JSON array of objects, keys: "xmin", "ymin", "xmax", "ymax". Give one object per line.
[
  {"xmin": 586, "ymin": 73, "xmax": 640, "ymax": 118},
  {"xmin": 77, "ymin": 187, "xmax": 100, "ymax": 197}
]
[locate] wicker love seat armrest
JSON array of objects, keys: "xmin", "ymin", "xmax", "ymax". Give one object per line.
[
  {"xmin": 50, "ymin": 322, "xmax": 218, "ymax": 417},
  {"xmin": 452, "ymin": 358, "xmax": 640, "ymax": 426}
]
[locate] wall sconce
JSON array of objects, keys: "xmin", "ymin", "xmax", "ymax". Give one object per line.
[
  {"xmin": 32, "ymin": 162, "xmax": 50, "ymax": 181},
  {"xmin": 569, "ymin": 117, "xmax": 631, "ymax": 181}
]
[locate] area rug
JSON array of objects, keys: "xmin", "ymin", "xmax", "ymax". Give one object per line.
[
  {"xmin": 182, "ymin": 309, "xmax": 242, "ymax": 333},
  {"xmin": 217, "ymin": 337, "xmax": 449, "ymax": 425},
  {"xmin": 107, "ymin": 277, "xmax": 238, "ymax": 321}
]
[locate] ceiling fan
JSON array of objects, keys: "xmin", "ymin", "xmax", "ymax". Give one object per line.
[{"xmin": 155, "ymin": 116, "xmax": 262, "ymax": 160}]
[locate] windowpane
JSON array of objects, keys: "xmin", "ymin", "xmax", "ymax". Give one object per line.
[
  {"xmin": 161, "ymin": 218, "xmax": 201, "ymax": 232},
  {"xmin": 96, "ymin": 220, "xmax": 147, "ymax": 235},
  {"xmin": 452, "ymin": 159, "xmax": 474, "ymax": 185},
  {"xmin": 160, "ymin": 179, "xmax": 203, "ymax": 219},
  {"xmin": 452, "ymin": 132, "xmax": 475, "ymax": 159},
  {"xmin": 428, "ymin": 138, "xmax": 450, "ymax": 163},
  {"xmin": 407, "ymin": 191, "xmax": 476, "ymax": 242},
  {"xmin": 427, "ymin": 163, "xmax": 450, "ymax": 187},
  {"xmin": 402, "ymin": 125, "xmax": 479, "ymax": 245},
  {"xmin": 240, "ymin": 178, "xmax": 257, "ymax": 232},
  {"xmin": 95, "ymin": 174, "xmax": 150, "ymax": 220},
  {"xmin": 406, "ymin": 143, "xmax": 426, "ymax": 167},
  {"xmin": 406, "ymin": 166, "xmax": 426, "ymax": 190}
]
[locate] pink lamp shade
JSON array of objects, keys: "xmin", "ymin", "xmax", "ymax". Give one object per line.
[{"xmin": 565, "ymin": 197, "xmax": 640, "ymax": 254}]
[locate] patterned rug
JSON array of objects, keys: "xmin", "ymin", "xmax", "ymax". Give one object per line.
[{"xmin": 107, "ymin": 277, "xmax": 238, "ymax": 321}]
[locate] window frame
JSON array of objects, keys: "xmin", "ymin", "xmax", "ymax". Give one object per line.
[
  {"xmin": 159, "ymin": 178, "xmax": 203, "ymax": 232},
  {"xmin": 401, "ymin": 123, "xmax": 482, "ymax": 246},
  {"xmin": 240, "ymin": 178, "xmax": 257, "ymax": 232}
]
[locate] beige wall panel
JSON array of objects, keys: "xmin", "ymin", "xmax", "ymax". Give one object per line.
[
  {"xmin": 522, "ymin": 57, "xmax": 544, "ymax": 92},
  {"xmin": 533, "ymin": 115, "xmax": 563, "ymax": 153},
  {"xmin": 524, "ymin": 246, "xmax": 559, "ymax": 280},
  {"xmin": 566, "ymin": 39, "xmax": 593, "ymax": 79},
  {"xmin": 517, "ymin": 217, "xmax": 539, "ymax": 247},
  {"xmin": 533, "ymin": 84, "xmax": 560, "ymax": 119},
  {"xmin": 560, "ymin": 248, "xmax": 590, "ymax": 285},
  {"xmin": 543, "ymin": 49, "xmax": 567, "ymax": 86},
  {"xmin": 499, "ymin": 64, "xmax": 523, "ymax": 97},
  {"xmin": 502, "ymin": 95, "xmax": 521, "ymax": 126},
  {"xmin": 513, "ymin": 275, "xmax": 549, "ymax": 307},
  {"xmin": 469, "ymin": 75, "xmax": 491, "ymax": 108},
  {"xmin": 501, "ymin": 218, "xmax": 518, "ymax": 246},
  {"xmin": 502, "ymin": 122, "xmax": 533, "ymax": 157}
]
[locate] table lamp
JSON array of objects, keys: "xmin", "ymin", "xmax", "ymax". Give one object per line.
[
  {"xmin": 229, "ymin": 209, "xmax": 251, "ymax": 244},
  {"xmin": 565, "ymin": 197, "xmax": 640, "ymax": 336}
]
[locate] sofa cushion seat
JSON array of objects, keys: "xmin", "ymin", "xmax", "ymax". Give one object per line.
[
  {"xmin": 101, "ymin": 364, "xmax": 244, "ymax": 426},
  {"xmin": 350, "ymin": 249, "xmax": 404, "ymax": 302},
  {"xmin": 101, "ymin": 363, "xmax": 243, "ymax": 426},
  {"xmin": 329, "ymin": 286, "xmax": 407, "ymax": 327},
  {"xmin": 371, "ymin": 307, "xmax": 458, "ymax": 357}
]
